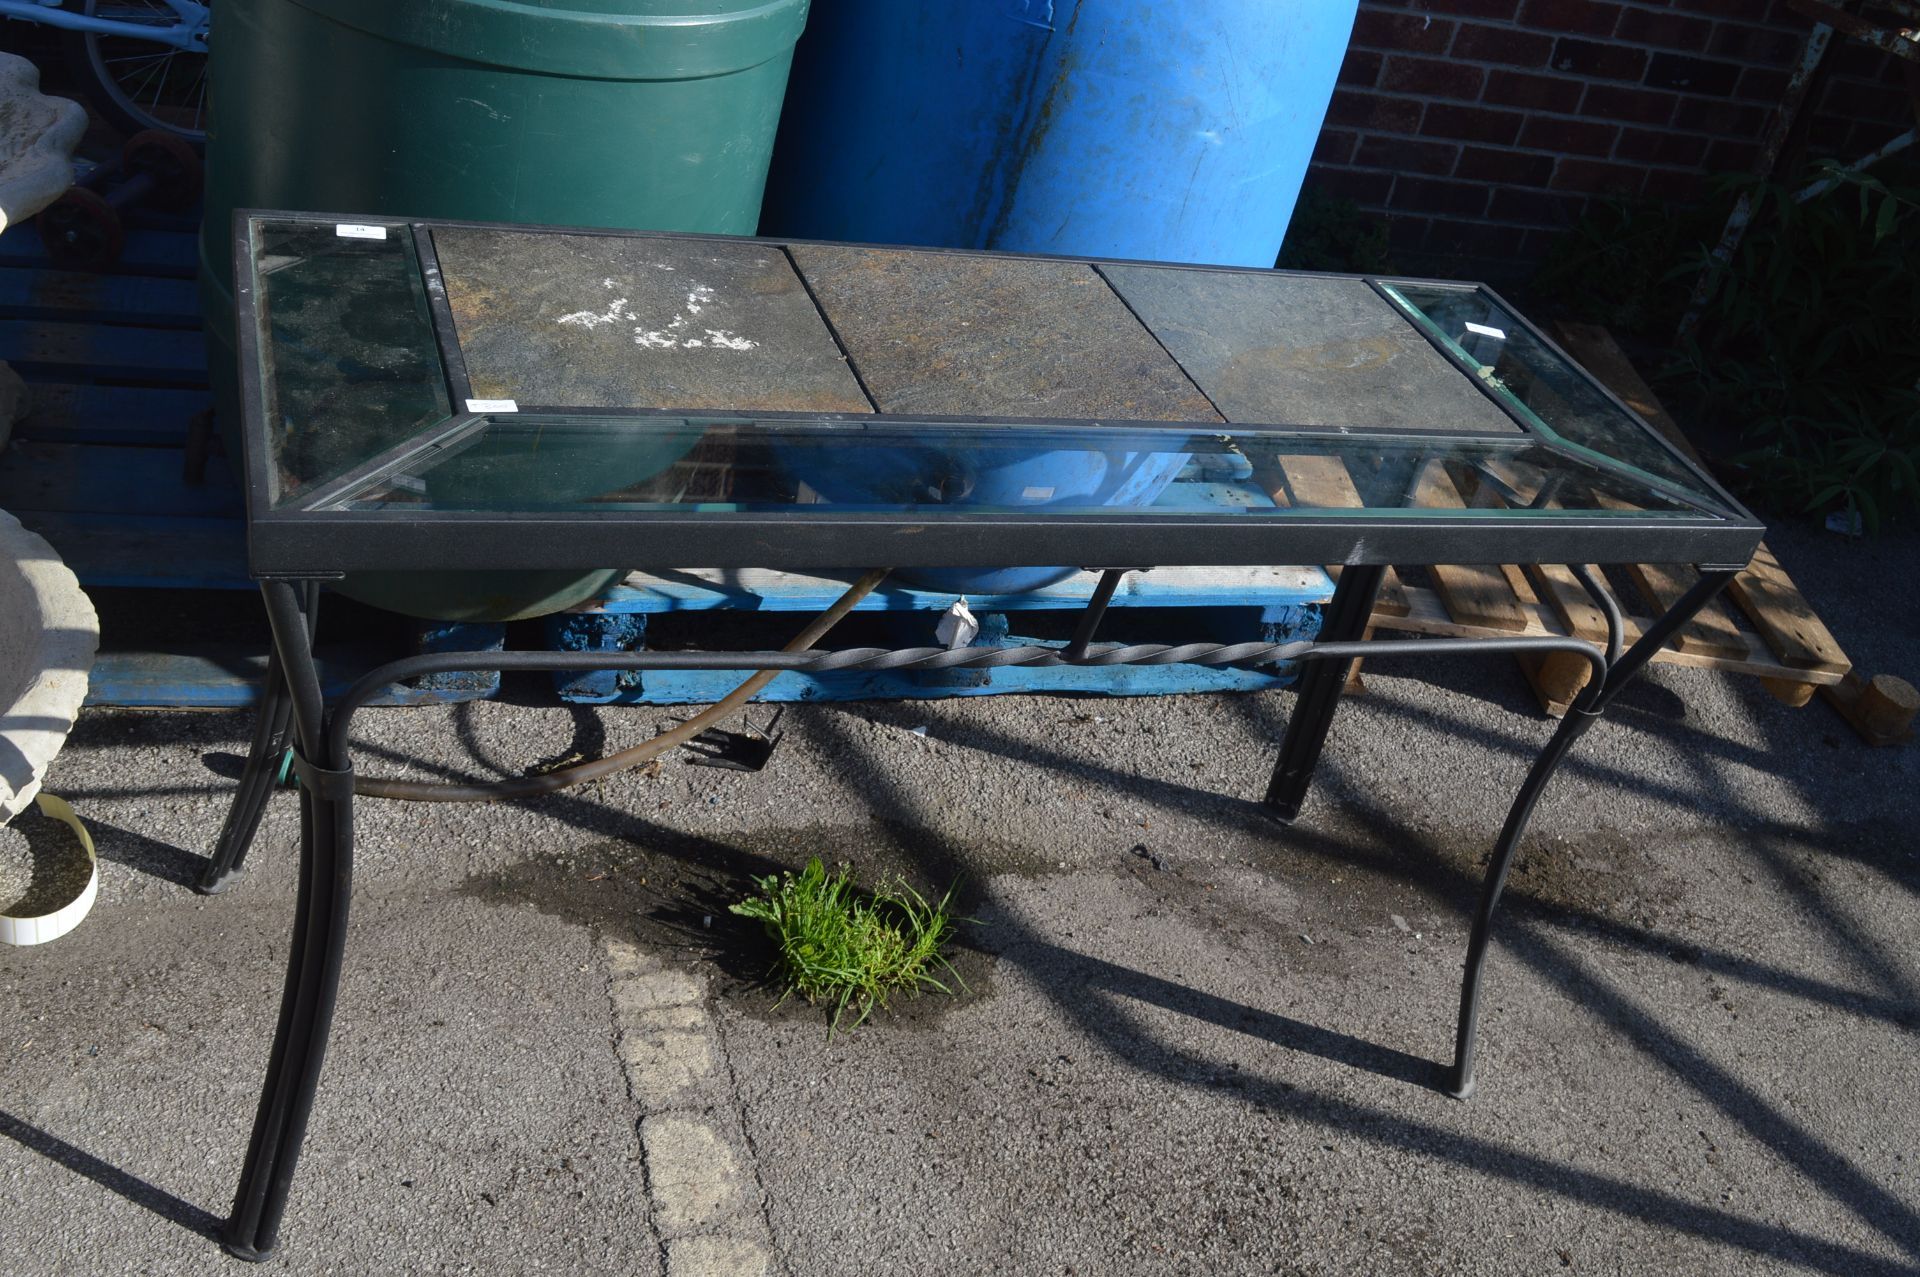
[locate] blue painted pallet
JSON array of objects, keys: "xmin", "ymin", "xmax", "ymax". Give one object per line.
[
  {"xmin": 86, "ymin": 643, "xmax": 505, "ymax": 710},
  {"xmin": 13, "ymin": 511, "xmax": 246, "ymax": 590},
  {"xmin": 0, "ymin": 269, "xmax": 201, "ymax": 327},
  {"xmin": 13, "ymin": 382, "xmax": 211, "ymax": 446},
  {"xmin": 0, "ymin": 439, "xmax": 241, "ymax": 517},
  {"xmin": 0, "ymin": 223, "xmax": 198, "ymax": 277},
  {"xmin": 547, "ymin": 563, "xmax": 1334, "ymax": 705},
  {"xmin": 0, "ymin": 317, "xmax": 207, "ymax": 383},
  {"xmin": 0, "ymin": 219, "xmax": 503, "ymax": 708}
]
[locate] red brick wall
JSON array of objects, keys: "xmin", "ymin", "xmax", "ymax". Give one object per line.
[{"xmin": 1309, "ymin": 0, "xmax": 1918, "ymax": 280}]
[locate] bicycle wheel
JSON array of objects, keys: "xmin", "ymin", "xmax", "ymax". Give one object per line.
[{"xmin": 61, "ymin": 0, "xmax": 210, "ymax": 145}]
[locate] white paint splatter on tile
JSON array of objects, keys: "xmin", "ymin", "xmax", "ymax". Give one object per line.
[
  {"xmin": 557, "ymin": 298, "xmax": 631, "ymax": 329},
  {"xmin": 704, "ymin": 329, "xmax": 756, "ymax": 351}
]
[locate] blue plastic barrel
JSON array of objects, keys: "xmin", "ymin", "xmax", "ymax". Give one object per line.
[
  {"xmin": 762, "ymin": 0, "xmax": 1357, "ymax": 590},
  {"xmin": 763, "ymin": 0, "xmax": 1358, "ymax": 265}
]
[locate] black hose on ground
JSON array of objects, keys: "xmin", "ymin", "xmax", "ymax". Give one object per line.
[{"xmin": 353, "ymin": 568, "xmax": 890, "ymax": 803}]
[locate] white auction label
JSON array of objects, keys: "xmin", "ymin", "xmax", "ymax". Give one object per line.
[
  {"xmin": 1464, "ymin": 322, "xmax": 1506, "ymax": 340},
  {"xmin": 335, "ymin": 223, "xmax": 389, "ymax": 240},
  {"xmin": 464, "ymin": 398, "xmax": 519, "ymax": 413}
]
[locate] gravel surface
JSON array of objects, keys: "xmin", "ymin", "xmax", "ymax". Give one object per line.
[
  {"xmin": 0, "ymin": 822, "xmax": 27, "ymax": 903},
  {"xmin": 0, "ymin": 516, "xmax": 1915, "ymax": 1275},
  {"xmin": 0, "ymin": 806, "xmax": 91, "ymax": 918}
]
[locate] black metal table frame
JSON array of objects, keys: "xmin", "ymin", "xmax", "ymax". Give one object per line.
[
  {"xmin": 198, "ymin": 557, "xmax": 1737, "ymax": 1262},
  {"xmin": 204, "ymin": 212, "xmax": 1766, "ymax": 1258},
  {"xmin": 236, "ymin": 210, "xmax": 1767, "ymax": 575}
]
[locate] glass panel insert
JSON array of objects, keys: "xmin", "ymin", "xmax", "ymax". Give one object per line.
[
  {"xmin": 253, "ymin": 220, "xmax": 451, "ymax": 504},
  {"xmin": 1378, "ymin": 282, "xmax": 1724, "ymax": 509},
  {"xmin": 307, "ymin": 414, "xmax": 1719, "ymax": 524}
]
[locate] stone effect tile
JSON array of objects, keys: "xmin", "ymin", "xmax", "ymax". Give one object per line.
[
  {"xmin": 433, "ymin": 228, "xmax": 872, "ymax": 414},
  {"xmin": 1099, "ymin": 266, "xmax": 1520, "ymax": 435},
  {"xmin": 788, "ymin": 244, "xmax": 1222, "ymax": 423}
]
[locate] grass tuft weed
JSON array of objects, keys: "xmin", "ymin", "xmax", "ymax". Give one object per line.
[{"xmin": 728, "ymin": 857, "xmax": 965, "ymax": 1034}]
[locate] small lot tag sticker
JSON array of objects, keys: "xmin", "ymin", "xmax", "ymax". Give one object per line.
[
  {"xmin": 464, "ymin": 398, "xmax": 518, "ymax": 413},
  {"xmin": 1464, "ymin": 322, "xmax": 1506, "ymax": 340},
  {"xmin": 335, "ymin": 223, "xmax": 389, "ymax": 241}
]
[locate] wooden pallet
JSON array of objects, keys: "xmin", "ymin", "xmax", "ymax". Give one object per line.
[
  {"xmin": 0, "ymin": 219, "xmax": 495, "ymax": 708},
  {"xmin": 1273, "ymin": 322, "xmax": 1854, "ymax": 718},
  {"xmin": 0, "ymin": 210, "xmax": 1874, "ymax": 722},
  {"xmin": 549, "ymin": 564, "xmax": 1334, "ymax": 705}
]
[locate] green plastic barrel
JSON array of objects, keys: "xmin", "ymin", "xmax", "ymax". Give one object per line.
[{"xmin": 202, "ymin": 0, "xmax": 811, "ymax": 621}]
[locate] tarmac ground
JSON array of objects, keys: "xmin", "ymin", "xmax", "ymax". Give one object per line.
[{"xmin": 2, "ymin": 517, "xmax": 1916, "ymax": 1275}]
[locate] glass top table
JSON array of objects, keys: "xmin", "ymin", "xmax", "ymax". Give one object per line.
[
  {"xmin": 235, "ymin": 212, "xmax": 1762, "ymax": 576},
  {"xmin": 199, "ymin": 211, "xmax": 1771, "ymax": 1263}
]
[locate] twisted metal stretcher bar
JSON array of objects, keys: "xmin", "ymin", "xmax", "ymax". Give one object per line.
[{"xmin": 213, "ymin": 565, "xmax": 1735, "ymax": 1261}]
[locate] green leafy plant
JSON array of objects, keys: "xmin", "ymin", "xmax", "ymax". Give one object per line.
[
  {"xmin": 728, "ymin": 858, "xmax": 963, "ymax": 1033},
  {"xmin": 1277, "ymin": 187, "xmax": 1392, "ymax": 274},
  {"xmin": 1668, "ymin": 160, "xmax": 1920, "ymax": 529},
  {"xmin": 1531, "ymin": 195, "xmax": 1727, "ymax": 338}
]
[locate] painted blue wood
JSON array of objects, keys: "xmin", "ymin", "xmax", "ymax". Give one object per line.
[
  {"xmin": 586, "ymin": 564, "xmax": 1329, "ymax": 619},
  {"xmin": 0, "ymin": 225, "xmax": 199, "ymax": 277},
  {"xmin": 410, "ymin": 620, "xmax": 505, "ymax": 698},
  {"xmin": 0, "ymin": 269, "xmax": 202, "ymax": 326},
  {"xmin": 14, "ymin": 511, "xmax": 248, "ymax": 589},
  {"xmin": 0, "ymin": 318, "xmax": 207, "ymax": 383},
  {"xmin": 11, "ymin": 382, "xmax": 211, "ymax": 446},
  {"xmin": 566, "ymin": 633, "xmax": 1309, "ymax": 706},
  {"xmin": 0, "ymin": 441, "xmax": 242, "ymax": 518},
  {"xmin": 553, "ymin": 599, "xmax": 1321, "ymax": 705},
  {"xmin": 85, "ymin": 648, "xmax": 498, "ymax": 709},
  {"xmin": 545, "ymin": 611, "xmax": 650, "ymax": 704}
]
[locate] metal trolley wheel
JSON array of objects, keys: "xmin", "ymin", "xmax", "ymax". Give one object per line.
[
  {"xmin": 35, "ymin": 128, "xmax": 203, "ymax": 270},
  {"xmin": 60, "ymin": 0, "xmax": 209, "ymax": 146}
]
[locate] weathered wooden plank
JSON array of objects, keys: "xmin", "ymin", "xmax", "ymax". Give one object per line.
[
  {"xmin": 0, "ymin": 317, "xmax": 207, "ymax": 383},
  {"xmin": 1551, "ymin": 320, "xmax": 1701, "ymax": 461},
  {"xmin": 1256, "ymin": 453, "xmax": 1412, "ymax": 617},
  {"xmin": 0, "ymin": 441, "xmax": 241, "ymax": 519},
  {"xmin": 13, "ymin": 511, "xmax": 247, "ymax": 589},
  {"xmin": 1409, "ymin": 461, "xmax": 1530, "ymax": 632},
  {"xmin": 0, "ymin": 268, "xmax": 201, "ymax": 326},
  {"xmin": 12, "ymin": 382, "xmax": 209, "ymax": 445},
  {"xmin": 1555, "ymin": 320, "xmax": 1851, "ymax": 683},
  {"xmin": 85, "ymin": 648, "xmax": 496, "ymax": 709},
  {"xmin": 1446, "ymin": 456, "xmax": 1642, "ymax": 657},
  {"xmin": 1582, "ymin": 489, "xmax": 1752, "ymax": 659},
  {"xmin": 1368, "ymin": 582, "xmax": 1843, "ymax": 686},
  {"xmin": 1620, "ymin": 559, "xmax": 1754, "ymax": 661},
  {"xmin": 1521, "ymin": 563, "xmax": 1636, "ymax": 647},
  {"xmin": 1725, "ymin": 543, "xmax": 1850, "ymax": 675},
  {"xmin": 584, "ymin": 563, "xmax": 1331, "ymax": 617},
  {"xmin": 0, "ymin": 225, "xmax": 198, "ymax": 277},
  {"xmin": 1499, "ymin": 564, "xmax": 1596, "ymax": 715}
]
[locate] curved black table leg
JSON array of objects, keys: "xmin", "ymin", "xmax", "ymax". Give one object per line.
[
  {"xmin": 198, "ymin": 585, "xmax": 319, "ymax": 895},
  {"xmin": 1445, "ymin": 565, "xmax": 1740, "ymax": 1099},
  {"xmin": 1265, "ymin": 564, "xmax": 1387, "ymax": 822},
  {"xmin": 220, "ymin": 582, "xmax": 357, "ymax": 1263},
  {"xmin": 194, "ymin": 648, "xmax": 296, "ymax": 895}
]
